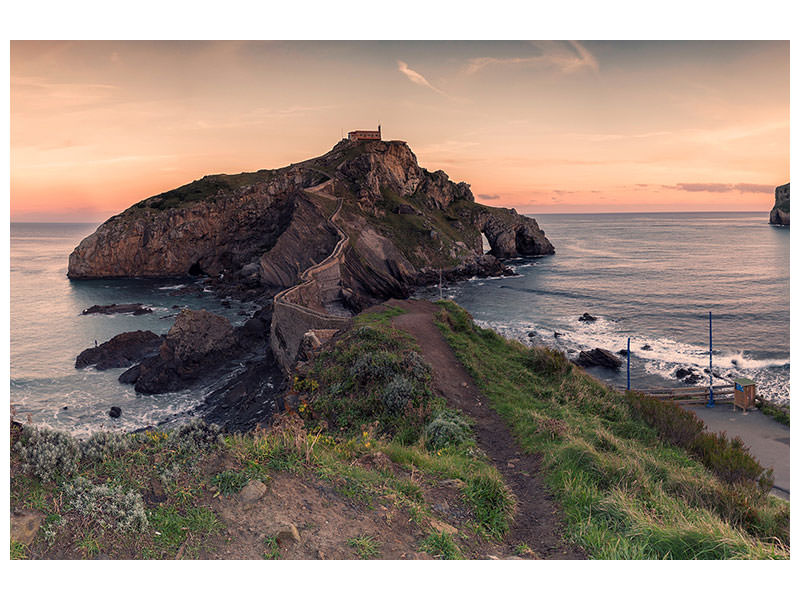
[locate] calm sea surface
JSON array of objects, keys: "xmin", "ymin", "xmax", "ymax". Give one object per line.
[
  {"xmin": 10, "ymin": 213, "xmax": 790, "ymax": 436},
  {"xmin": 417, "ymin": 212, "xmax": 789, "ymax": 405}
]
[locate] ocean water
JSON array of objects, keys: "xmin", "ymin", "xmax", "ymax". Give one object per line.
[
  {"xmin": 417, "ymin": 212, "xmax": 790, "ymax": 405},
  {"xmin": 10, "ymin": 223, "xmax": 259, "ymax": 436}
]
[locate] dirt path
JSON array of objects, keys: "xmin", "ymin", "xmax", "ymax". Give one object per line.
[{"xmin": 385, "ymin": 299, "xmax": 585, "ymax": 559}]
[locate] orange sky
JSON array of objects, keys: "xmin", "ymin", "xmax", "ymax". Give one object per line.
[{"xmin": 10, "ymin": 40, "xmax": 789, "ymax": 221}]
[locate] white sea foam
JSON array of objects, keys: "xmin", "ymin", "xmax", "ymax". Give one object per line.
[{"xmin": 157, "ymin": 284, "xmax": 186, "ymax": 290}]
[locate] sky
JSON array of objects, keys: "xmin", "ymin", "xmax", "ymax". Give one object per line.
[{"xmin": 10, "ymin": 40, "xmax": 790, "ymax": 221}]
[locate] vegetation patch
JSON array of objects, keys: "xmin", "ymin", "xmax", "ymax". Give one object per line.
[
  {"xmin": 347, "ymin": 534, "xmax": 381, "ymax": 559},
  {"xmin": 434, "ymin": 300, "xmax": 789, "ymax": 559},
  {"xmin": 419, "ymin": 531, "xmax": 464, "ymax": 559}
]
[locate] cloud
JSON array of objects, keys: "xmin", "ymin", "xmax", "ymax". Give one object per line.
[
  {"xmin": 665, "ymin": 183, "xmax": 774, "ymax": 194},
  {"xmin": 464, "ymin": 41, "xmax": 598, "ymax": 76},
  {"xmin": 397, "ymin": 60, "xmax": 447, "ymax": 96},
  {"xmin": 477, "ymin": 193, "xmax": 500, "ymax": 200}
]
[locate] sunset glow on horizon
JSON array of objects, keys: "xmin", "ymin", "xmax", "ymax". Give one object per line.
[{"xmin": 11, "ymin": 40, "xmax": 789, "ymax": 222}]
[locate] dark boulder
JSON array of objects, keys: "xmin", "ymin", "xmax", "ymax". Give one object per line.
[
  {"xmin": 640, "ymin": 344, "xmax": 652, "ymax": 351},
  {"xmin": 675, "ymin": 367, "xmax": 701, "ymax": 385},
  {"xmin": 578, "ymin": 313, "xmax": 597, "ymax": 323},
  {"xmin": 575, "ymin": 348, "xmax": 623, "ymax": 371},
  {"xmin": 76, "ymin": 330, "xmax": 162, "ymax": 370},
  {"xmin": 617, "ymin": 349, "xmax": 628, "ymax": 356},
  {"xmin": 109, "ymin": 406, "xmax": 122, "ymax": 418}
]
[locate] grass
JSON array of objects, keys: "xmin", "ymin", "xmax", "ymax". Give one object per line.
[
  {"xmin": 211, "ymin": 470, "xmax": 250, "ymax": 496},
  {"xmin": 305, "ymin": 307, "xmax": 515, "ymax": 539},
  {"xmin": 419, "ymin": 532, "xmax": 463, "ymax": 559},
  {"xmin": 348, "ymin": 535, "xmax": 381, "ymax": 559},
  {"xmin": 11, "ymin": 541, "xmax": 28, "ymax": 560},
  {"xmin": 434, "ymin": 300, "xmax": 789, "ymax": 560}
]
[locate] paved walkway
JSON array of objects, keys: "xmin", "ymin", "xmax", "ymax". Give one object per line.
[{"xmin": 687, "ymin": 405, "xmax": 790, "ymax": 499}]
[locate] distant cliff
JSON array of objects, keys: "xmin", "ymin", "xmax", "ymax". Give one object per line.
[{"xmin": 769, "ymin": 183, "xmax": 790, "ymax": 226}]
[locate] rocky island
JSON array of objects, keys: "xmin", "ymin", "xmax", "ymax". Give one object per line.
[
  {"xmin": 68, "ymin": 138, "xmax": 554, "ymax": 427},
  {"xmin": 769, "ymin": 182, "xmax": 790, "ymax": 226}
]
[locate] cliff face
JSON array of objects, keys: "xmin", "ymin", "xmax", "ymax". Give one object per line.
[
  {"xmin": 68, "ymin": 140, "xmax": 554, "ymax": 308},
  {"xmin": 769, "ymin": 183, "xmax": 790, "ymax": 226}
]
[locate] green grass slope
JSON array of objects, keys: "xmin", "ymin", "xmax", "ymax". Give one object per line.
[{"xmin": 434, "ymin": 301, "xmax": 789, "ymax": 559}]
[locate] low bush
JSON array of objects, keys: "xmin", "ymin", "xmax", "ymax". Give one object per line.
[
  {"xmin": 628, "ymin": 392, "xmax": 774, "ymax": 490},
  {"xmin": 81, "ymin": 431, "xmax": 133, "ymax": 462},
  {"xmin": 349, "ymin": 351, "xmax": 401, "ymax": 383},
  {"xmin": 16, "ymin": 426, "xmax": 82, "ymax": 482},
  {"xmin": 63, "ymin": 476, "xmax": 148, "ymax": 532},
  {"xmin": 424, "ymin": 410, "xmax": 471, "ymax": 450},
  {"xmin": 167, "ymin": 420, "xmax": 223, "ymax": 453},
  {"xmin": 382, "ymin": 375, "xmax": 417, "ymax": 414}
]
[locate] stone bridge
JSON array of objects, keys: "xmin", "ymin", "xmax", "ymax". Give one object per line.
[{"xmin": 269, "ymin": 180, "xmax": 352, "ymax": 371}]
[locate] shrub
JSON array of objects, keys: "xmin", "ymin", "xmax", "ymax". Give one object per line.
[
  {"xmin": 16, "ymin": 426, "xmax": 81, "ymax": 482},
  {"xmin": 628, "ymin": 393, "xmax": 704, "ymax": 447},
  {"xmin": 425, "ymin": 410, "xmax": 471, "ymax": 450},
  {"xmin": 81, "ymin": 431, "xmax": 133, "ymax": 462},
  {"xmin": 691, "ymin": 432, "xmax": 774, "ymax": 490},
  {"xmin": 167, "ymin": 420, "xmax": 223, "ymax": 453},
  {"xmin": 382, "ymin": 375, "xmax": 417, "ymax": 414},
  {"xmin": 525, "ymin": 346, "xmax": 571, "ymax": 377},
  {"xmin": 349, "ymin": 351, "xmax": 401, "ymax": 383},
  {"xmin": 401, "ymin": 351, "xmax": 432, "ymax": 383},
  {"xmin": 63, "ymin": 476, "xmax": 148, "ymax": 532},
  {"xmin": 627, "ymin": 392, "xmax": 773, "ymax": 490}
]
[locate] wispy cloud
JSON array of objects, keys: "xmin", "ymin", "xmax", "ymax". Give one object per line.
[
  {"xmin": 477, "ymin": 193, "xmax": 500, "ymax": 200},
  {"xmin": 464, "ymin": 41, "xmax": 598, "ymax": 76},
  {"xmin": 664, "ymin": 182, "xmax": 774, "ymax": 194},
  {"xmin": 397, "ymin": 60, "xmax": 447, "ymax": 96}
]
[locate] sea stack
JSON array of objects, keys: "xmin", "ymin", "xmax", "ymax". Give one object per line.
[{"xmin": 769, "ymin": 183, "xmax": 790, "ymax": 226}]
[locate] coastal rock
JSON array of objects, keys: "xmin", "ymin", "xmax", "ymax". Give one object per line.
[
  {"xmin": 75, "ymin": 330, "xmax": 162, "ymax": 370},
  {"xmin": 675, "ymin": 367, "xmax": 701, "ymax": 385},
  {"xmin": 109, "ymin": 406, "xmax": 122, "ymax": 418},
  {"xmin": 578, "ymin": 312, "xmax": 597, "ymax": 323},
  {"xmin": 122, "ymin": 309, "xmax": 237, "ymax": 394},
  {"xmin": 575, "ymin": 348, "xmax": 623, "ymax": 371},
  {"xmin": 769, "ymin": 183, "xmax": 790, "ymax": 226},
  {"xmin": 82, "ymin": 303, "xmax": 152, "ymax": 316},
  {"xmin": 477, "ymin": 209, "xmax": 554, "ymax": 259}
]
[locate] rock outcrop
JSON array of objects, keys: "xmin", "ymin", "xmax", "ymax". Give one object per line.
[
  {"xmin": 119, "ymin": 309, "xmax": 239, "ymax": 393},
  {"xmin": 75, "ymin": 330, "xmax": 162, "ymax": 370},
  {"xmin": 69, "ymin": 139, "xmax": 555, "ymax": 372},
  {"xmin": 68, "ymin": 140, "xmax": 553, "ymax": 298},
  {"xmin": 769, "ymin": 183, "xmax": 790, "ymax": 226},
  {"xmin": 82, "ymin": 303, "xmax": 153, "ymax": 316},
  {"xmin": 574, "ymin": 348, "xmax": 623, "ymax": 371}
]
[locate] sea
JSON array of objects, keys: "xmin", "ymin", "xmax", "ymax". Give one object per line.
[
  {"xmin": 9, "ymin": 212, "xmax": 790, "ymax": 436},
  {"xmin": 416, "ymin": 212, "xmax": 790, "ymax": 405},
  {"xmin": 10, "ymin": 222, "xmax": 259, "ymax": 437}
]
